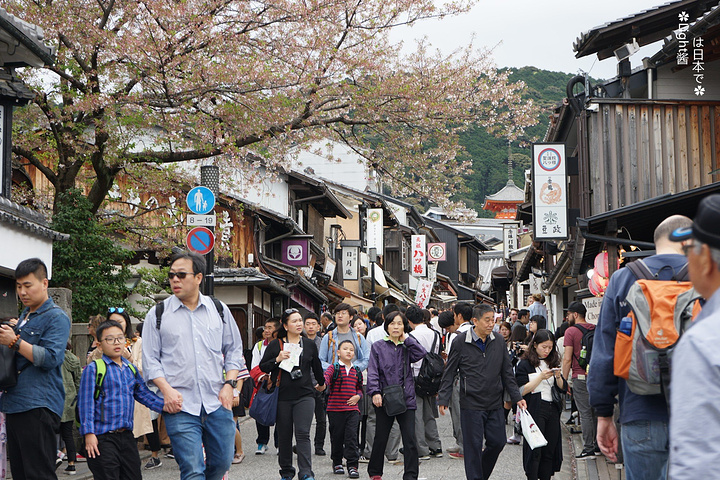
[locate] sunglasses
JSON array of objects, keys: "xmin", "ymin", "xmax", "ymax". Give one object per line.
[
  {"xmin": 168, "ymin": 271, "xmax": 196, "ymax": 280},
  {"xmin": 284, "ymin": 308, "xmax": 299, "ymax": 315},
  {"xmin": 108, "ymin": 307, "xmax": 125, "ymax": 314}
]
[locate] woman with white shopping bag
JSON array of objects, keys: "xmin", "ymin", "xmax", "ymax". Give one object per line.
[{"xmin": 515, "ymin": 329, "xmax": 567, "ymax": 480}]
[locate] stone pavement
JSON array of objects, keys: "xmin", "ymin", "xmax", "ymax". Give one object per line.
[{"xmin": 66, "ymin": 408, "xmax": 581, "ymax": 479}]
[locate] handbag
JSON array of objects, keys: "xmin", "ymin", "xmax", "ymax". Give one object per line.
[
  {"xmin": 249, "ymin": 340, "xmax": 283, "ymax": 426},
  {"xmin": 0, "ymin": 320, "xmax": 20, "ymax": 390},
  {"xmin": 519, "ymin": 408, "xmax": 548, "ymax": 450},
  {"xmin": 382, "ymin": 346, "xmax": 407, "ymax": 417}
]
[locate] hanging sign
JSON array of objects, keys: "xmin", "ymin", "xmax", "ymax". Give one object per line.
[
  {"xmin": 342, "ymin": 246, "xmax": 359, "ymax": 280},
  {"xmin": 503, "ymin": 224, "xmax": 518, "ymax": 259},
  {"xmin": 532, "ymin": 143, "xmax": 568, "ymax": 240},
  {"xmin": 281, "ymin": 238, "xmax": 310, "ymax": 267},
  {"xmin": 415, "ymin": 279, "xmax": 434, "ymax": 308},
  {"xmin": 411, "ymin": 235, "xmax": 427, "ymax": 277},
  {"xmin": 366, "ymin": 208, "xmax": 384, "ymax": 252},
  {"xmin": 427, "ymin": 243, "xmax": 447, "ymax": 262}
]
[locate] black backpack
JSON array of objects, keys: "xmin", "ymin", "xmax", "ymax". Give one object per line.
[
  {"xmin": 415, "ymin": 332, "xmax": 444, "ymax": 397},
  {"xmin": 574, "ymin": 324, "xmax": 594, "ymax": 371},
  {"xmin": 154, "ymin": 296, "xmax": 225, "ymax": 329}
]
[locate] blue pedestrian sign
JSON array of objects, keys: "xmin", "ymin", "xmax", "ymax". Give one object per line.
[{"xmin": 187, "ymin": 186, "xmax": 216, "ymax": 215}]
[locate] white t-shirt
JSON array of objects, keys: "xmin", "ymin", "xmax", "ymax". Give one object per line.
[
  {"xmin": 528, "ymin": 359, "xmax": 555, "ymax": 402},
  {"xmin": 409, "ymin": 324, "xmax": 439, "ymax": 376},
  {"xmin": 366, "ymin": 325, "xmax": 387, "ymax": 346}
]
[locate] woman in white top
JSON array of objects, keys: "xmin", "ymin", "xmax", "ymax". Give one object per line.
[{"xmin": 515, "ymin": 329, "xmax": 566, "ymax": 480}]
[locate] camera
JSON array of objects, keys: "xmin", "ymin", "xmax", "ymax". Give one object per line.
[{"xmin": 289, "ymin": 368, "xmax": 303, "ymax": 381}]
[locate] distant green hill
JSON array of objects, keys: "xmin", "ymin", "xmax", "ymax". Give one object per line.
[{"xmin": 453, "ymin": 66, "xmax": 596, "ymax": 215}]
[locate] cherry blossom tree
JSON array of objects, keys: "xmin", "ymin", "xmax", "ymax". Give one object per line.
[{"xmin": 9, "ymin": 0, "xmax": 535, "ymax": 214}]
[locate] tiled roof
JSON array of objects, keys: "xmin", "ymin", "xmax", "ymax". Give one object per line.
[
  {"xmin": 0, "ymin": 196, "xmax": 68, "ymax": 241},
  {"xmin": 484, "ymin": 180, "xmax": 524, "ymax": 202},
  {"xmin": 0, "ymin": 7, "xmax": 55, "ymax": 67}
]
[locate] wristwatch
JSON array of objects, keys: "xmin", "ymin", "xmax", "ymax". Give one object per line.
[{"xmin": 224, "ymin": 379, "xmax": 238, "ymax": 389}]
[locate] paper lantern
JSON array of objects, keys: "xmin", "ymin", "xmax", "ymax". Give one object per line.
[
  {"xmin": 594, "ymin": 251, "xmax": 620, "ymax": 278},
  {"xmin": 589, "ymin": 272, "xmax": 608, "ymax": 297}
]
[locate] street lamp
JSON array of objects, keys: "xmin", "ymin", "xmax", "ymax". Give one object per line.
[{"xmin": 369, "ymin": 247, "xmax": 378, "ymax": 302}]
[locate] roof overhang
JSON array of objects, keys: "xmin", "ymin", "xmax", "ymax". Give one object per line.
[{"xmin": 0, "ymin": 8, "xmax": 55, "ymax": 67}]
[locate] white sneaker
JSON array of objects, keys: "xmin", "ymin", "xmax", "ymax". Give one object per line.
[
  {"xmin": 256, "ymin": 444, "xmax": 268, "ymax": 455},
  {"xmin": 506, "ymin": 434, "xmax": 522, "ymax": 445}
]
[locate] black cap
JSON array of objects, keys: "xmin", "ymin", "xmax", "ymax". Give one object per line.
[
  {"xmin": 670, "ymin": 194, "xmax": 720, "ymax": 249},
  {"xmin": 567, "ymin": 301, "xmax": 586, "ymax": 316}
]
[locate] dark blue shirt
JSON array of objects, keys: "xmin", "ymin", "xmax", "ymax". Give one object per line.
[
  {"xmin": 78, "ymin": 355, "xmax": 164, "ymax": 435},
  {"xmin": 0, "ymin": 298, "xmax": 70, "ymax": 417}
]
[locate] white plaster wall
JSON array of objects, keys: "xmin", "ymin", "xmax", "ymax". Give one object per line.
[
  {"xmin": 0, "ymin": 223, "xmax": 54, "ymax": 278},
  {"xmin": 293, "ymin": 142, "xmax": 370, "ymax": 191}
]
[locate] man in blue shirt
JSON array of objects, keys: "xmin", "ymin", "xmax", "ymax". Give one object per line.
[
  {"xmin": 143, "ymin": 252, "xmax": 249, "ymax": 480},
  {"xmin": 588, "ymin": 215, "xmax": 692, "ymax": 480},
  {"xmin": 0, "ymin": 258, "xmax": 71, "ymax": 480}
]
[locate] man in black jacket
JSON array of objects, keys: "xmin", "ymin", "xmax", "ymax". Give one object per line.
[{"xmin": 438, "ymin": 303, "xmax": 527, "ymax": 480}]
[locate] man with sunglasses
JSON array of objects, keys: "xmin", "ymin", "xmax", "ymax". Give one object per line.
[{"xmin": 143, "ymin": 252, "xmax": 249, "ymax": 480}]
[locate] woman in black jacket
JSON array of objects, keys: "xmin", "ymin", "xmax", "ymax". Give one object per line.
[
  {"xmin": 515, "ymin": 329, "xmax": 566, "ymax": 480},
  {"xmin": 260, "ymin": 308, "xmax": 326, "ymax": 480}
]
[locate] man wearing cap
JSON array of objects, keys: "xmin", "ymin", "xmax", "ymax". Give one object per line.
[
  {"xmin": 588, "ymin": 214, "xmax": 692, "ymax": 480},
  {"xmin": 668, "ymin": 195, "xmax": 720, "ymax": 479},
  {"xmin": 561, "ymin": 301, "xmax": 598, "ymax": 460}
]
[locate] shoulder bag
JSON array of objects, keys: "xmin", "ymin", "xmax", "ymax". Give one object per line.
[
  {"xmin": 249, "ymin": 340, "xmax": 283, "ymax": 426},
  {"xmin": 382, "ymin": 344, "xmax": 408, "ymax": 417}
]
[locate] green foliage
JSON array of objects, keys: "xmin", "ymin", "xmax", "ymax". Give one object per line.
[
  {"xmin": 50, "ymin": 189, "xmax": 133, "ymax": 322},
  {"xmin": 130, "ymin": 267, "xmax": 172, "ymax": 315},
  {"xmin": 452, "ymin": 66, "xmax": 589, "ymax": 212}
]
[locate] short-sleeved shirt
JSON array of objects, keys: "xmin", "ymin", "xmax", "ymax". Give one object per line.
[{"xmin": 564, "ymin": 323, "xmax": 595, "ymax": 378}]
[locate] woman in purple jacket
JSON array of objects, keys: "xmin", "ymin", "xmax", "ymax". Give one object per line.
[{"xmin": 366, "ymin": 312, "xmax": 426, "ymax": 480}]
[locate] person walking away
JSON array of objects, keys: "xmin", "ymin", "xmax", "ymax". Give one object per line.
[
  {"xmin": 515, "ymin": 330, "xmax": 566, "ymax": 480},
  {"xmin": 528, "ymin": 294, "xmax": 548, "ymax": 322},
  {"xmin": 588, "ymin": 215, "xmax": 692, "ymax": 480},
  {"xmin": 0, "ymin": 258, "xmax": 71, "ymax": 480},
  {"xmin": 260, "ymin": 308, "xmax": 326, "ymax": 480},
  {"xmin": 666, "ymin": 196, "xmax": 720, "ymax": 478},
  {"xmin": 438, "ymin": 303, "xmax": 527, "ymax": 480},
  {"xmin": 324, "ymin": 341, "xmax": 363, "ymax": 478},
  {"xmin": 251, "ymin": 318, "xmax": 280, "ymax": 454},
  {"xmin": 561, "ymin": 301, "xmax": 598, "ymax": 459},
  {"xmin": 366, "ymin": 312, "xmax": 427, "ymax": 480},
  {"xmin": 78, "ymin": 320, "xmax": 166, "ymax": 480},
  {"xmin": 406, "ymin": 306, "xmax": 443, "ymax": 460},
  {"xmin": 142, "ymin": 252, "xmax": 249, "ymax": 480},
  {"xmin": 59, "ymin": 341, "xmax": 81, "ymax": 475},
  {"xmin": 304, "ymin": 313, "xmax": 327, "ymax": 456}
]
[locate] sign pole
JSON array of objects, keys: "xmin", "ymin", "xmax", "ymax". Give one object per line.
[{"xmin": 200, "ymin": 165, "xmax": 219, "ymax": 296}]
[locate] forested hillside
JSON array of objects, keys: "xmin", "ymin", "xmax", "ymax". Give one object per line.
[{"xmin": 453, "ymin": 67, "xmax": 593, "ymax": 215}]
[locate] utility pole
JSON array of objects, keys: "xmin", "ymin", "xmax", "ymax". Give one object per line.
[{"xmin": 201, "ymin": 165, "xmax": 219, "ymax": 296}]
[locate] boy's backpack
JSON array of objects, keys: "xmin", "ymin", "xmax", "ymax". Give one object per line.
[
  {"xmin": 331, "ymin": 362, "xmax": 363, "ymax": 391},
  {"xmin": 75, "ymin": 359, "xmax": 139, "ymax": 426},
  {"xmin": 327, "ymin": 329, "xmax": 363, "ymax": 364},
  {"xmin": 573, "ymin": 324, "xmax": 595, "ymax": 371},
  {"xmin": 414, "ymin": 331, "xmax": 445, "ymax": 397},
  {"xmin": 613, "ymin": 260, "xmax": 702, "ymax": 402},
  {"xmin": 154, "ymin": 296, "xmax": 225, "ymax": 329}
]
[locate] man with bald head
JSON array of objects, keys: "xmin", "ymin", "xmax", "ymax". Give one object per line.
[{"xmin": 588, "ymin": 214, "xmax": 692, "ymax": 480}]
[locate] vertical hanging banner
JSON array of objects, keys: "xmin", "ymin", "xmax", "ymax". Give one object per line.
[
  {"xmin": 342, "ymin": 246, "xmax": 359, "ymax": 280},
  {"xmin": 366, "ymin": 208, "xmax": 384, "ymax": 252},
  {"xmin": 503, "ymin": 224, "xmax": 518, "ymax": 259},
  {"xmin": 532, "ymin": 143, "xmax": 568, "ymax": 240},
  {"xmin": 415, "ymin": 279, "xmax": 434, "ymax": 308},
  {"xmin": 411, "ymin": 235, "xmax": 427, "ymax": 277}
]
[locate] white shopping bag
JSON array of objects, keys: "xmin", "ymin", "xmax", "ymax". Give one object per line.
[{"xmin": 519, "ymin": 408, "xmax": 548, "ymax": 450}]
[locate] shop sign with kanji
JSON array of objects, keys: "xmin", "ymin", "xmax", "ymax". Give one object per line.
[
  {"xmin": 341, "ymin": 246, "xmax": 359, "ymax": 280},
  {"xmin": 411, "ymin": 235, "xmax": 427, "ymax": 277},
  {"xmin": 532, "ymin": 143, "xmax": 568, "ymax": 240}
]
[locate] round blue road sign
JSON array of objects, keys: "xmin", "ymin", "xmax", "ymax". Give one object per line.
[
  {"xmin": 187, "ymin": 186, "xmax": 216, "ymax": 215},
  {"xmin": 186, "ymin": 227, "xmax": 215, "ymax": 255}
]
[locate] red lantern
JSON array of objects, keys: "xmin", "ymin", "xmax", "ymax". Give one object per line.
[
  {"xmin": 594, "ymin": 251, "xmax": 620, "ymax": 278},
  {"xmin": 589, "ymin": 272, "xmax": 608, "ymax": 296}
]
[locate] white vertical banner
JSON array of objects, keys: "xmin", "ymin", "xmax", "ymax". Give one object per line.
[
  {"xmin": 366, "ymin": 208, "xmax": 384, "ymax": 252},
  {"xmin": 342, "ymin": 246, "xmax": 359, "ymax": 280},
  {"xmin": 324, "ymin": 258, "xmax": 336, "ymax": 279},
  {"xmin": 415, "ymin": 279, "xmax": 434, "ymax": 308},
  {"xmin": 411, "ymin": 234, "xmax": 427, "ymax": 277},
  {"xmin": 532, "ymin": 144, "xmax": 568, "ymax": 240},
  {"xmin": 427, "ymin": 262, "xmax": 438, "ymax": 283},
  {"xmin": 503, "ymin": 224, "xmax": 518, "ymax": 259}
]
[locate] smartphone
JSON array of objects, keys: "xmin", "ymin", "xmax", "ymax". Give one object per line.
[{"xmin": 551, "ymin": 368, "xmax": 561, "ymax": 372}]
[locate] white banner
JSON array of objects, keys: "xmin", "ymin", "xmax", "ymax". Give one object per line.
[
  {"xmin": 415, "ymin": 279, "xmax": 434, "ymax": 308},
  {"xmin": 503, "ymin": 224, "xmax": 518, "ymax": 259},
  {"xmin": 532, "ymin": 144, "xmax": 568, "ymax": 240},
  {"xmin": 427, "ymin": 262, "xmax": 438, "ymax": 283},
  {"xmin": 582, "ymin": 296, "xmax": 603, "ymax": 325},
  {"xmin": 324, "ymin": 258, "xmax": 336, "ymax": 279},
  {"xmin": 411, "ymin": 235, "xmax": 427, "ymax": 277},
  {"xmin": 342, "ymin": 246, "xmax": 359, "ymax": 280},
  {"xmin": 366, "ymin": 208, "xmax": 384, "ymax": 252}
]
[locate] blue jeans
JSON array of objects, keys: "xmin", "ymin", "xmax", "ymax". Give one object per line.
[
  {"xmin": 620, "ymin": 420, "xmax": 669, "ymax": 480},
  {"xmin": 163, "ymin": 406, "xmax": 235, "ymax": 480}
]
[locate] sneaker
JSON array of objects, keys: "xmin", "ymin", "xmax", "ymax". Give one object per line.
[
  {"xmin": 387, "ymin": 458, "xmax": 403, "ymax": 465},
  {"xmin": 348, "ymin": 467, "xmax": 360, "ymax": 479},
  {"xmin": 333, "ymin": 464, "xmax": 345, "ymax": 475},
  {"xmin": 448, "ymin": 452, "xmax": 464, "ymax": 459},
  {"xmin": 358, "ymin": 455, "xmax": 370, "ymax": 463},
  {"xmin": 300, "ymin": 476, "xmax": 315, "ymax": 480},
  {"xmin": 75, "ymin": 454, "xmax": 87, "ymax": 463},
  {"xmin": 256, "ymin": 444, "xmax": 268, "ymax": 455},
  {"xmin": 232, "ymin": 453, "xmax": 245, "ymax": 464},
  {"xmin": 63, "ymin": 465, "xmax": 77, "ymax": 475},
  {"xmin": 429, "ymin": 448, "xmax": 443, "ymax": 458},
  {"xmin": 418, "ymin": 454, "xmax": 430, "ymax": 460},
  {"xmin": 445, "ymin": 446, "xmax": 460, "ymax": 454},
  {"xmin": 58, "ymin": 451, "xmax": 67, "ymax": 462},
  {"xmin": 165, "ymin": 449, "xmax": 175, "ymax": 459},
  {"xmin": 506, "ymin": 433, "xmax": 522, "ymax": 445},
  {"xmin": 55, "ymin": 457, "xmax": 62, "ymax": 470},
  {"xmin": 576, "ymin": 449, "xmax": 596, "ymax": 460},
  {"xmin": 315, "ymin": 448, "xmax": 326, "ymax": 456},
  {"xmin": 144, "ymin": 457, "xmax": 162, "ymax": 470}
]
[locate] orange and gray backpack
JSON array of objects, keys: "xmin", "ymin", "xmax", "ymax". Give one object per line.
[{"xmin": 613, "ymin": 260, "xmax": 702, "ymax": 402}]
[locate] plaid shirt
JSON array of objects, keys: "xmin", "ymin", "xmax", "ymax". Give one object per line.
[{"xmin": 78, "ymin": 355, "xmax": 164, "ymax": 435}]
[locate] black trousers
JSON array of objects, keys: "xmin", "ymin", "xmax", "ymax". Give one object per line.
[
  {"xmin": 526, "ymin": 401, "xmax": 561, "ymax": 480},
  {"xmin": 87, "ymin": 430, "xmax": 142, "ymax": 480},
  {"xmin": 59, "ymin": 420, "xmax": 77, "ymax": 462},
  {"xmin": 7, "ymin": 407, "xmax": 60, "ymax": 480},
  {"xmin": 368, "ymin": 406, "xmax": 418, "ymax": 480},
  {"xmin": 256, "ymin": 421, "xmax": 279, "ymax": 447},
  {"xmin": 147, "ymin": 418, "xmax": 162, "ymax": 453},
  {"xmin": 313, "ymin": 390, "xmax": 327, "ymax": 449},
  {"xmin": 328, "ymin": 410, "xmax": 360, "ymax": 468},
  {"xmin": 460, "ymin": 407, "xmax": 506, "ymax": 480}
]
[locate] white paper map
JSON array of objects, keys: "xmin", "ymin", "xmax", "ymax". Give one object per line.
[{"xmin": 279, "ymin": 342, "xmax": 302, "ymax": 372}]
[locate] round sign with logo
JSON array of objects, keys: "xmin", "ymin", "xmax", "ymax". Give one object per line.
[
  {"xmin": 537, "ymin": 148, "xmax": 562, "ymax": 172},
  {"xmin": 428, "ymin": 243, "xmax": 446, "ymax": 262}
]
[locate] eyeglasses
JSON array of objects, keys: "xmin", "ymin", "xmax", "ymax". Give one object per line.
[
  {"xmin": 102, "ymin": 336, "xmax": 125, "ymax": 345},
  {"xmin": 168, "ymin": 271, "xmax": 196, "ymax": 280},
  {"xmin": 108, "ymin": 307, "xmax": 125, "ymax": 314}
]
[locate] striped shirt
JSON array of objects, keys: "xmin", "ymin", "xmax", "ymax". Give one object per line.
[
  {"xmin": 78, "ymin": 355, "xmax": 164, "ymax": 435},
  {"xmin": 324, "ymin": 363, "xmax": 362, "ymax": 412}
]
